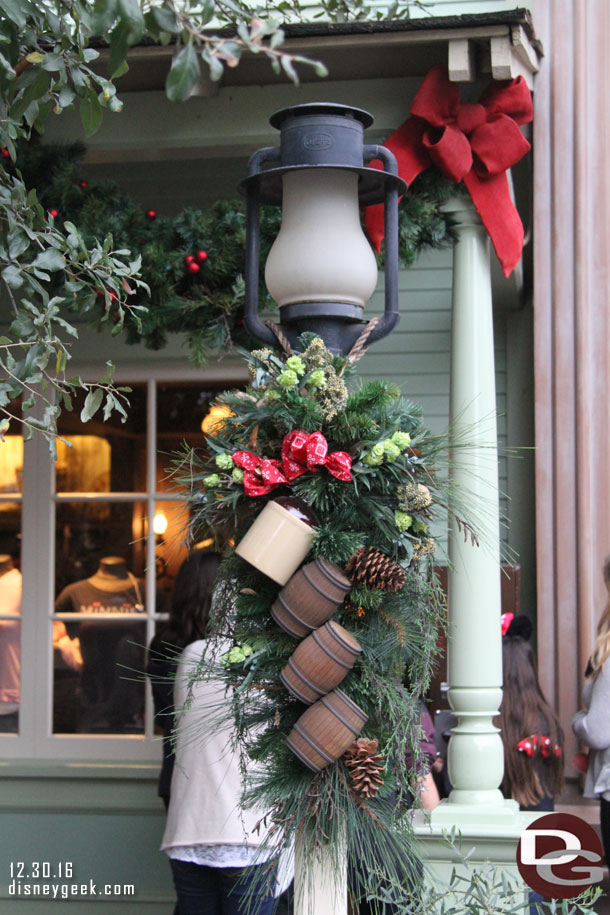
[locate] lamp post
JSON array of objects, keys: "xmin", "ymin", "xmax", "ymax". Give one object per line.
[
  {"xmin": 240, "ymin": 102, "xmax": 405, "ymax": 355},
  {"xmin": 240, "ymin": 102, "xmax": 405, "ymax": 915}
]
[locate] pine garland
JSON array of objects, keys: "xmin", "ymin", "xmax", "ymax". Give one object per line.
[
  {"xmin": 14, "ymin": 142, "xmax": 456, "ymax": 365},
  {"xmin": 170, "ymin": 335, "xmax": 453, "ymax": 912}
]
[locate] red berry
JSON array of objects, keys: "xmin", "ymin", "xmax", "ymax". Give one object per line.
[
  {"xmin": 96, "ymin": 289, "xmax": 104, "ymax": 298},
  {"xmin": 184, "ymin": 254, "xmax": 195, "ymax": 265},
  {"xmin": 146, "ymin": 209, "xmax": 157, "ymax": 220},
  {"xmin": 196, "ymin": 250, "xmax": 208, "ymax": 263},
  {"xmin": 2, "ymin": 148, "xmax": 10, "ymax": 159},
  {"xmin": 48, "ymin": 209, "xmax": 59, "ymax": 219},
  {"xmin": 187, "ymin": 262, "xmax": 200, "ymax": 275},
  {"xmin": 79, "ymin": 180, "xmax": 88, "ymax": 188}
]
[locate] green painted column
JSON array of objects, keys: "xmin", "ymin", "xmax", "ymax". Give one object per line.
[
  {"xmin": 431, "ymin": 197, "xmax": 513, "ymax": 825},
  {"xmin": 413, "ymin": 198, "xmax": 537, "ymax": 909}
]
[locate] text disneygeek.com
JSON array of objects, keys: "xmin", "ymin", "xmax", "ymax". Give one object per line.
[{"xmin": 8, "ymin": 862, "xmax": 135, "ymax": 900}]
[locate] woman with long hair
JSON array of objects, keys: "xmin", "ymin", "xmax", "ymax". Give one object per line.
[
  {"xmin": 496, "ymin": 614, "xmax": 564, "ymax": 810},
  {"xmin": 147, "ymin": 549, "xmax": 222, "ymax": 807},
  {"xmin": 572, "ymin": 554, "xmax": 610, "ymax": 864}
]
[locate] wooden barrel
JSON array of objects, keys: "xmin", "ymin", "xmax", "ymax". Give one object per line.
[
  {"xmin": 286, "ymin": 688, "xmax": 367, "ymax": 771},
  {"xmin": 280, "ymin": 621, "xmax": 362, "ymax": 704},
  {"xmin": 271, "ymin": 558, "xmax": 351, "ymax": 638}
]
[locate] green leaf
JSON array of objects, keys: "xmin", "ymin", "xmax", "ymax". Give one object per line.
[
  {"xmin": 2, "ymin": 264, "xmax": 23, "ymax": 289},
  {"xmin": 108, "ymin": 18, "xmax": 131, "ymax": 78},
  {"xmin": 32, "ymin": 248, "xmax": 65, "ymax": 272},
  {"xmin": 118, "ymin": 0, "xmax": 145, "ymax": 42},
  {"xmin": 0, "ymin": 0, "xmax": 27, "ymax": 29},
  {"xmin": 11, "ymin": 67, "xmax": 50, "ymax": 119},
  {"xmin": 165, "ymin": 42, "xmax": 200, "ymax": 103},
  {"xmin": 80, "ymin": 388, "xmax": 104, "ymax": 423},
  {"xmin": 79, "ymin": 88, "xmax": 103, "ymax": 137},
  {"xmin": 152, "ymin": 7, "xmax": 181, "ymax": 33},
  {"xmin": 41, "ymin": 52, "xmax": 64, "ymax": 72}
]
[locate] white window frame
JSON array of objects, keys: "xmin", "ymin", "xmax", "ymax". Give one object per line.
[{"xmin": 0, "ymin": 361, "xmax": 248, "ymax": 761}]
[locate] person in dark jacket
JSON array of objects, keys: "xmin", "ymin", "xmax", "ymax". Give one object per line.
[{"xmin": 147, "ymin": 550, "xmax": 222, "ymax": 808}]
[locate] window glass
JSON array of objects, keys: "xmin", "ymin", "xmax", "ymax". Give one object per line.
[
  {"xmin": 55, "ymin": 500, "xmax": 146, "ymax": 594},
  {"xmin": 53, "ymin": 550, "xmax": 146, "ymax": 734},
  {"xmin": 0, "ymin": 436, "xmax": 22, "ymax": 735},
  {"xmin": 156, "ymin": 384, "xmax": 220, "ymax": 491},
  {"xmin": 56, "ymin": 385, "xmax": 147, "ymax": 493}
]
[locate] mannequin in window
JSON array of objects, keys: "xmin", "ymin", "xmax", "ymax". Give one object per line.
[
  {"xmin": 0, "ymin": 556, "xmax": 81, "ymax": 734},
  {"xmin": 55, "ymin": 556, "xmax": 145, "ymax": 733}
]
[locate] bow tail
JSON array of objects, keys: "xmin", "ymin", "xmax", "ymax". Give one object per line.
[
  {"xmin": 364, "ymin": 118, "xmax": 431, "ymax": 253},
  {"xmin": 463, "ymin": 169, "xmax": 524, "ymax": 277}
]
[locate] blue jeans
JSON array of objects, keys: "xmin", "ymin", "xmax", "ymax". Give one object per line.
[{"xmin": 169, "ymin": 857, "xmax": 277, "ymax": 915}]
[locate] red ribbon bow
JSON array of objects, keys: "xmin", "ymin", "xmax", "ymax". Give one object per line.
[
  {"xmin": 281, "ymin": 430, "xmax": 352, "ymax": 483},
  {"xmin": 500, "ymin": 612, "xmax": 514, "ymax": 637},
  {"xmin": 232, "ymin": 451, "xmax": 288, "ymax": 497},
  {"xmin": 517, "ymin": 734, "xmax": 562, "ymax": 758},
  {"xmin": 365, "ymin": 65, "xmax": 533, "ymax": 277},
  {"xmin": 233, "ymin": 431, "xmax": 352, "ymax": 497}
]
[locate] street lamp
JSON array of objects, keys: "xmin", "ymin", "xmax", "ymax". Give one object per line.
[{"xmin": 241, "ymin": 103, "xmax": 406, "ymax": 355}]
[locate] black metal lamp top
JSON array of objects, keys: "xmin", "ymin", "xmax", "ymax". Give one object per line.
[{"xmin": 241, "ymin": 102, "xmax": 406, "ymax": 356}]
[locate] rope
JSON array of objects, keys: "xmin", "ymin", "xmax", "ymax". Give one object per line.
[
  {"xmin": 265, "ymin": 315, "xmax": 379, "ymax": 365},
  {"xmin": 264, "ymin": 319, "xmax": 294, "ymax": 356},
  {"xmin": 345, "ymin": 316, "xmax": 380, "ymax": 367}
]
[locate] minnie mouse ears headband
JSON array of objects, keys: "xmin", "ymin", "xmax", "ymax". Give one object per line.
[{"xmin": 501, "ymin": 612, "xmax": 533, "ymax": 640}]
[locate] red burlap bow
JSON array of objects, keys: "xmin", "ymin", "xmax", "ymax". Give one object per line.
[
  {"xmin": 233, "ymin": 431, "xmax": 352, "ymax": 496},
  {"xmin": 365, "ymin": 65, "xmax": 533, "ymax": 277}
]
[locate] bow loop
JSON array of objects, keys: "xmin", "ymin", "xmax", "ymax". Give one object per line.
[
  {"xmin": 422, "ymin": 123, "xmax": 472, "ymax": 183},
  {"xmin": 470, "ymin": 114, "xmax": 531, "ymax": 177},
  {"xmin": 411, "ymin": 65, "xmax": 460, "ymax": 126}
]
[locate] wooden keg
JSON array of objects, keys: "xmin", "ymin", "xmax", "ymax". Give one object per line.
[
  {"xmin": 280, "ymin": 621, "xmax": 362, "ymax": 704},
  {"xmin": 286, "ymin": 688, "xmax": 367, "ymax": 771},
  {"xmin": 271, "ymin": 558, "xmax": 351, "ymax": 638}
]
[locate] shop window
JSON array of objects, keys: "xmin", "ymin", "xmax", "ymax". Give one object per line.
[{"xmin": 37, "ymin": 378, "xmax": 230, "ymax": 754}]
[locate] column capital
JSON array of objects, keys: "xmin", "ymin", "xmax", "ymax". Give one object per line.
[{"xmin": 440, "ymin": 195, "xmax": 484, "ymax": 230}]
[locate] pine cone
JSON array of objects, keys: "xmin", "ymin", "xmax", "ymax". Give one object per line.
[
  {"xmin": 346, "ymin": 547, "xmax": 406, "ymax": 593},
  {"xmin": 344, "ymin": 737, "xmax": 385, "ymax": 798},
  {"xmin": 397, "ymin": 482, "xmax": 432, "ymax": 512}
]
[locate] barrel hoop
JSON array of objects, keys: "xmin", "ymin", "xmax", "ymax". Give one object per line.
[
  {"xmin": 301, "ymin": 565, "xmax": 342, "ymax": 603},
  {"xmin": 311, "ymin": 629, "xmax": 353, "ymax": 669},
  {"xmin": 286, "ymin": 736, "xmax": 324, "ymax": 772},
  {"xmin": 324, "ymin": 621, "xmax": 361, "ymax": 656},
  {"xmin": 282, "ymin": 662, "xmax": 325, "ymax": 700},
  {"xmin": 333, "ymin": 688, "xmax": 368, "ymax": 722},
  {"xmin": 291, "ymin": 724, "xmax": 334, "ymax": 764},
  {"xmin": 316, "ymin": 558, "xmax": 351, "ymax": 591},
  {"xmin": 275, "ymin": 594, "xmax": 315, "ymax": 633},
  {"xmin": 319, "ymin": 696, "xmax": 363, "ymax": 736}
]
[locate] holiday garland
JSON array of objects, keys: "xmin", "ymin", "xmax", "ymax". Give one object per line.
[
  {"xmin": 168, "ymin": 335, "xmax": 457, "ymax": 911},
  {"xmin": 14, "ymin": 142, "xmax": 456, "ymax": 364}
]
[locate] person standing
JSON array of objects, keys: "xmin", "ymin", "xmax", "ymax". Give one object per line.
[
  {"xmin": 496, "ymin": 613, "xmax": 564, "ymax": 812},
  {"xmin": 572, "ymin": 554, "xmax": 610, "ymax": 865},
  {"xmin": 161, "ymin": 635, "xmax": 283, "ymax": 915},
  {"xmin": 147, "ymin": 550, "xmax": 222, "ymax": 808}
]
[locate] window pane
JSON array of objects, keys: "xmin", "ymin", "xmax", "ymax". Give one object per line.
[
  {"xmin": 0, "ymin": 530, "xmax": 20, "ymax": 735},
  {"xmin": 153, "ymin": 501, "xmax": 190, "ymax": 615},
  {"xmin": 55, "ymin": 500, "xmax": 146, "ymax": 594},
  {"xmin": 52, "ymin": 619, "xmax": 146, "ymax": 734},
  {"xmin": 53, "ymin": 503, "xmax": 147, "ymax": 735},
  {"xmin": 56, "ymin": 385, "xmax": 147, "ymax": 493},
  {"xmin": 156, "ymin": 384, "xmax": 222, "ymax": 491},
  {"xmin": 0, "ymin": 431, "xmax": 22, "ymax": 734}
]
